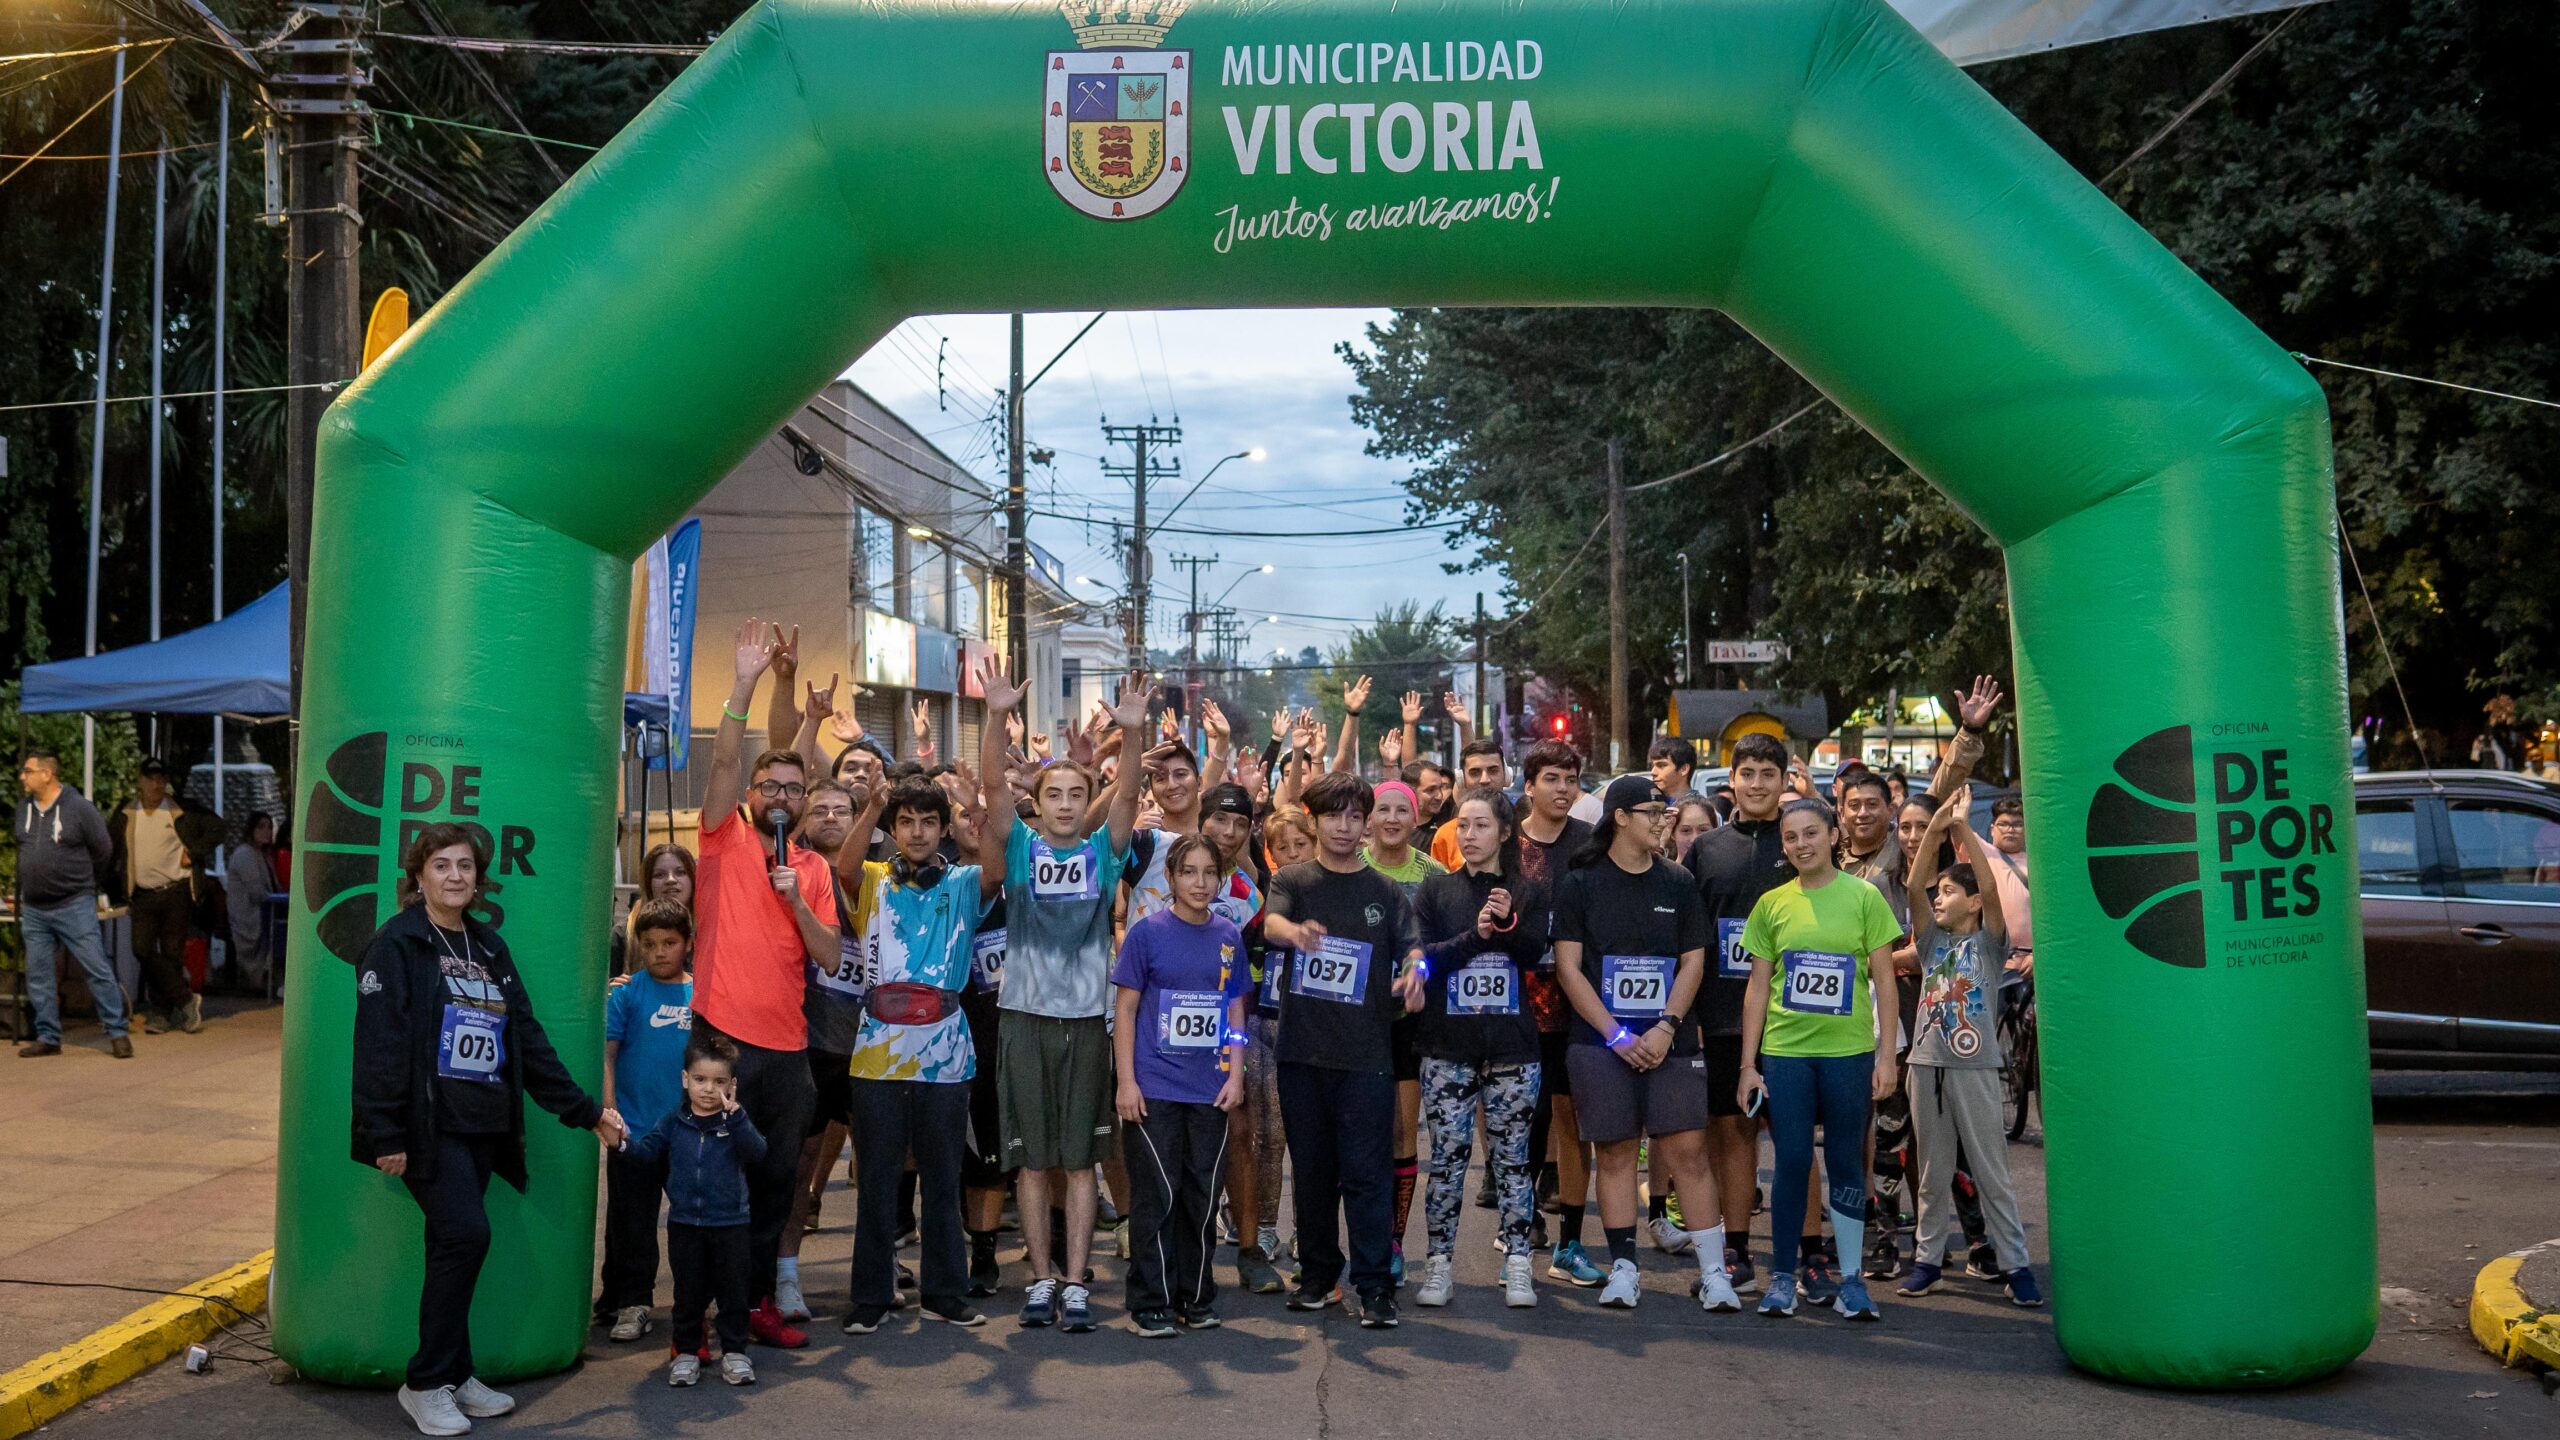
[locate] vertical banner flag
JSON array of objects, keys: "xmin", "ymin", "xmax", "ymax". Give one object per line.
[{"xmin": 628, "ymin": 519, "xmax": 704, "ymax": 771}]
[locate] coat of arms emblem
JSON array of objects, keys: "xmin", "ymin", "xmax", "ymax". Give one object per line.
[{"xmin": 1046, "ymin": 1, "xmax": 1191, "ymax": 220}]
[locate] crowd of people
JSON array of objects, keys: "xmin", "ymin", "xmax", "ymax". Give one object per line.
[{"xmin": 347, "ymin": 623, "xmax": 2044, "ymax": 1437}]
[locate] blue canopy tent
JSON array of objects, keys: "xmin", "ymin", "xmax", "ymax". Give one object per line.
[{"xmin": 22, "ymin": 584, "xmax": 293, "ymax": 717}]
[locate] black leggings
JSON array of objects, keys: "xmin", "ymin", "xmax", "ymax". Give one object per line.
[
  {"xmin": 400, "ymin": 1132, "xmax": 502, "ymax": 1390},
  {"xmin": 668, "ymin": 1222, "xmax": 751, "ymax": 1355}
]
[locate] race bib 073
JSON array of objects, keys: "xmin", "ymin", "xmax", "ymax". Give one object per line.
[
  {"xmin": 1780, "ymin": 949, "xmax": 1856, "ymax": 1016},
  {"xmin": 437, "ymin": 1003, "xmax": 506, "ymax": 1083},
  {"xmin": 1292, "ymin": 936, "xmax": 1374, "ymax": 1004}
]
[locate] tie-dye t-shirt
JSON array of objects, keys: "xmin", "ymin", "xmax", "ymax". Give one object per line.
[{"xmin": 844, "ymin": 860, "xmax": 988, "ymax": 1084}]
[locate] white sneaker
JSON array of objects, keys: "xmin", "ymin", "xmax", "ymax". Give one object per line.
[
  {"xmin": 396, "ymin": 1385, "xmax": 472, "ymax": 1436},
  {"xmin": 1502, "ymin": 1252, "xmax": 1538, "ymax": 1308},
  {"xmin": 1648, "ymin": 1216, "xmax": 1695, "ymax": 1255},
  {"xmin": 668, "ymin": 1354, "xmax": 702, "ymax": 1387},
  {"xmin": 720, "ymin": 1352, "xmax": 756, "ymax": 1386},
  {"xmin": 1697, "ymin": 1266, "xmax": 1743, "ymax": 1313},
  {"xmin": 452, "ymin": 1377, "xmax": 513, "ymax": 1418},
  {"xmin": 1598, "ymin": 1258, "xmax": 1642, "ymax": 1309},
  {"xmin": 775, "ymin": 1276, "xmax": 811, "ymax": 1322},
  {"xmin": 1415, "ymin": 1254, "xmax": 1455, "ymax": 1307},
  {"xmin": 608, "ymin": 1305, "xmax": 651, "ymax": 1342}
]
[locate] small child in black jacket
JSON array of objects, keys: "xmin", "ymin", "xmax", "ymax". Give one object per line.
[{"xmin": 619, "ymin": 1033, "xmax": 767, "ymax": 1387}]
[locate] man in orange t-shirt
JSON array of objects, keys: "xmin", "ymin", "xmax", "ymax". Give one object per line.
[
  {"xmin": 692, "ymin": 620, "xmax": 841, "ymax": 1348},
  {"xmin": 1429, "ymin": 737, "xmax": 1512, "ymax": 871}
]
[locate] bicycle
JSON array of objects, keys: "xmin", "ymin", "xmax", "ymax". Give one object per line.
[{"xmin": 1998, "ymin": 969, "xmax": 2038, "ymax": 1141}]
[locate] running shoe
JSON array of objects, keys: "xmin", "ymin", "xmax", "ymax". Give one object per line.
[
  {"xmin": 968, "ymin": 1241, "xmax": 1001, "ymax": 1298},
  {"xmin": 922, "ymin": 1296, "xmax": 987, "ymax": 1328},
  {"xmin": 1286, "ymin": 1285, "xmax": 1341, "ymax": 1312},
  {"xmin": 1357, "ymin": 1290, "xmax": 1400, "ymax": 1328},
  {"xmin": 1060, "ymin": 1282, "xmax": 1096, "ymax": 1332},
  {"xmin": 1648, "ymin": 1216, "xmax": 1695, "ymax": 1255},
  {"xmin": 1237, "ymin": 1245, "xmax": 1285, "ymax": 1294},
  {"xmin": 453, "ymin": 1378, "xmax": 513, "ymax": 1418},
  {"xmin": 1097, "ymin": 1190, "xmax": 1122, "ymax": 1226},
  {"xmin": 1131, "ymin": 1310, "xmax": 1178, "ymax": 1338},
  {"xmin": 1862, "ymin": 1232, "xmax": 1903, "ymax": 1281},
  {"xmin": 1757, "ymin": 1272, "xmax": 1799, "ymax": 1318},
  {"xmin": 667, "ymin": 1355, "xmax": 702, "ymax": 1387},
  {"xmin": 1697, "ymin": 1267, "xmax": 1742, "ymax": 1313},
  {"xmin": 1834, "ymin": 1276, "xmax": 1882, "ymax": 1322},
  {"xmin": 1416, "ymin": 1254, "xmax": 1455, "ymax": 1307},
  {"xmin": 1799, "ymin": 1251, "xmax": 1841, "ymax": 1307},
  {"xmin": 1547, "ymin": 1240, "xmax": 1604, "ymax": 1287},
  {"xmin": 608, "ymin": 1305, "xmax": 652, "ymax": 1342},
  {"xmin": 181, "ymin": 993, "xmax": 204, "ymax": 1034},
  {"xmin": 1178, "ymin": 1306, "xmax": 1222, "ymax": 1330},
  {"xmin": 720, "ymin": 1352, "xmax": 757, "ymax": 1385},
  {"xmin": 775, "ymin": 1276, "xmax": 811, "ymax": 1322},
  {"xmin": 1896, "ymin": 1261, "xmax": 1944, "ymax": 1297},
  {"xmin": 1020, "ymin": 1277, "xmax": 1059, "ymax": 1327},
  {"xmin": 2004, "ymin": 1266, "xmax": 2045, "ymax": 1308},
  {"xmin": 1502, "ymin": 1252, "xmax": 1538, "ymax": 1308},
  {"xmin": 840, "ymin": 1304, "xmax": 890, "ymax": 1335},
  {"xmin": 1965, "ymin": 1246, "xmax": 2003, "ymax": 1281},
  {"xmin": 747, "ymin": 1300, "xmax": 808, "ymax": 1349},
  {"xmin": 1598, "ymin": 1259, "xmax": 1641, "ymax": 1309},
  {"xmin": 1725, "ymin": 1246, "xmax": 1760, "ymax": 1295}
]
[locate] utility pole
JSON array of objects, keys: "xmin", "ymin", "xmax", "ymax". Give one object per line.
[
  {"xmin": 1473, "ymin": 591, "xmax": 1488, "ymax": 740},
  {"xmin": 1006, "ymin": 315, "xmax": 1028, "ymax": 689},
  {"xmin": 82, "ymin": 34, "xmax": 126, "ymax": 797},
  {"xmin": 276, "ymin": 2, "xmax": 367, "ymax": 708},
  {"xmin": 1101, "ymin": 421, "xmax": 1180, "ymax": 669},
  {"xmin": 1170, "ymin": 553, "xmax": 1215, "ymax": 742},
  {"xmin": 1606, "ymin": 439, "xmax": 1628, "ymax": 773},
  {"xmin": 1676, "ymin": 551, "xmax": 1692, "ymax": 688}
]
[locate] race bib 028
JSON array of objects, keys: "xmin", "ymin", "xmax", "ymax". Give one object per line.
[{"xmin": 1780, "ymin": 949, "xmax": 1857, "ymax": 1016}]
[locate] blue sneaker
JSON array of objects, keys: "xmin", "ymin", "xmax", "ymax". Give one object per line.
[
  {"xmin": 2004, "ymin": 1266, "xmax": 2045, "ymax": 1308},
  {"xmin": 1018, "ymin": 1276, "xmax": 1058, "ymax": 1328},
  {"xmin": 1547, "ymin": 1240, "xmax": 1604, "ymax": 1287},
  {"xmin": 1800, "ymin": 1250, "xmax": 1841, "ymax": 1307},
  {"xmin": 1833, "ymin": 1276, "xmax": 1882, "ymax": 1322},
  {"xmin": 1060, "ymin": 1282, "xmax": 1096, "ymax": 1333},
  {"xmin": 1895, "ymin": 1261, "xmax": 1943, "ymax": 1297},
  {"xmin": 1757, "ymin": 1271, "xmax": 1798, "ymax": 1317}
]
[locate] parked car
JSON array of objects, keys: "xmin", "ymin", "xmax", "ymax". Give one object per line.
[{"xmin": 2356, "ymin": 769, "xmax": 2560, "ymax": 1069}]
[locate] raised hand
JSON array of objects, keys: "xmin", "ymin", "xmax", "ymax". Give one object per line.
[
  {"xmin": 979, "ymin": 653, "xmax": 1027, "ymax": 713},
  {"xmin": 827, "ymin": 690, "xmax": 866, "ymax": 746},
  {"xmin": 1343, "ymin": 674, "xmax": 1374, "ymax": 712},
  {"xmin": 1400, "ymin": 689, "xmax": 1424, "ymax": 723},
  {"xmin": 1379, "ymin": 729, "xmax": 1404, "ymax": 767},
  {"xmin": 912, "ymin": 697, "xmax": 934, "ymax": 743},
  {"xmin": 733, "ymin": 618, "xmax": 782, "ymax": 683},
  {"xmin": 1108, "ymin": 668, "xmax": 1151, "ymax": 734},
  {"xmin": 804, "ymin": 673, "xmax": 841, "ymax": 724},
  {"xmin": 1442, "ymin": 691, "xmax": 1468, "ymax": 723},
  {"xmin": 769, "ymin": 624, "xmax": 802, "ymax": 686},
  {"xmin": 1157, "ymin": 709, "xmax": 1181, "ymax": 744},
  {"xmin": 1272, "ymin": 706, "xmax": 1292, "ymax": 745},
  {"xmin": 1029, "ymin": 732, "xmax": 1053, "ymax": 761},
  {"xmin": 1201, "ymin": 700, "xmax": 1231, "ymax": 749},
  {"xmin": 1955, "ymin": 675, "xmax": 2004, "ymax": 731},
  {"xmin": 1235, "ymin": 748, "xmax": 1270, "ymax": 804},
  {"xmin": 1288, "ymin": 708, "xmax": 1316, "ymax": 754},
  {"xmin": 1935, "ymin": 782, "xmax": 1973, "ymax": 826}
]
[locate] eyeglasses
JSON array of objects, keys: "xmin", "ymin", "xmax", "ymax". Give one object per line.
[
  {"xmin": 753, "ymin": 781, "xmax": 807, "ymax": 800},
  {"xmin": 1627, "ymin": 804, "xmax": 1669, "ymax": 820}
]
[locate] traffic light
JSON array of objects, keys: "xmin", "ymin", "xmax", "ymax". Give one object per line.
[{"xmin": 1552, "ymin": 715, "xmax": 1568, "ymax": 736}]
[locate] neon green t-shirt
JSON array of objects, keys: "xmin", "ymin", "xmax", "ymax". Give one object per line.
[{"xmin": 1741, "ymin": 872, "xmax": 1902, "ymax": 1059}]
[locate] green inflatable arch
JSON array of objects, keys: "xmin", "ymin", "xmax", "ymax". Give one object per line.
[{"xmin": 276, "ymin": 0, "xmax": 2374, "ymax": 1391}]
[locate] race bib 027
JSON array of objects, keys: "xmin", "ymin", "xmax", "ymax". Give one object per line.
[
  {"xmin": 1780, "ymin": 949, "xmax": 1857, "ymax": 1016},
  {"xmin": 1599, "ymin": 954, "xmax": 1672, "ymax": 1020},
  {"xmin": 1292, "ymin": 936, "xmax": 1374, "ymax": 1004}
]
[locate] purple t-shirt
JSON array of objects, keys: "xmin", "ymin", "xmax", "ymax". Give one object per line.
[{"xmin": 1111, "ymin": 909, "xmax": 1250, "ymax": 1106}]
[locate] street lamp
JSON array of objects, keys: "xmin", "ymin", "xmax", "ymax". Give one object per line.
[
  {"xmin": 1210, "ymin": 562, "xmax": 1275, "ymax": 609},
  {"xmin": 1153, "ymin": 446, "xmax": 1265, "ymax": 531}
]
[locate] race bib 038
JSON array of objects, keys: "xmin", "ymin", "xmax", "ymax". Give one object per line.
[{"xmin": 1448, "ymin": 959, "xmax": 1517, "ymax": 1015}]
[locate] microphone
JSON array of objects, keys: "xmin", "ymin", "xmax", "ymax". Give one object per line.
[{"xmin": 765, "ymin": 806, "xmax": 792, "ymax": 868}]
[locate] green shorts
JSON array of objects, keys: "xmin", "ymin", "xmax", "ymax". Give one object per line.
[{"xmin": 996, "ymin": 1013, "xmax": 1118, "ymax": 1171}]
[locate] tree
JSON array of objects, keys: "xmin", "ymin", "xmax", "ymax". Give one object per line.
[
  {"xmin": 1312, "ymin": 600, "xmax": 1456, "ymax": 760},
  {"xmin": 1346, "ymin": 0, "xmax": 2560, "ymax": 766}
]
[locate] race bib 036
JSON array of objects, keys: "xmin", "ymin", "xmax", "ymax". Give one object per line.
[{"xmin": 1157, "ymin": 988, "xmax": 1225, "ymax": 1052}]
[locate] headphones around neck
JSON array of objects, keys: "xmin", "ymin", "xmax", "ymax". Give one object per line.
[{"xmin": 892, "ymin": 850, "xmax": 949, "ymax": 890}]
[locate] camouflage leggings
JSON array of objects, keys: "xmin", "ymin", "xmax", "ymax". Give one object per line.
[{"xmin": 1419, "ymin": 1057, "xmax": 1541, "ymax": 1258}]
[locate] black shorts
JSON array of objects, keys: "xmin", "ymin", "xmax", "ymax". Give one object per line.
[
  {"xmin": 1539, "ymin": 1029, "xmax": 1573, "ymax": 1098},
  {"xmin": 1701, "ymin": 1032, "xmax": 1746, "ymax": 1119},
  {"xmin": 807, "ymin": 1049, "xmax": 852, "ymax": 1129},
  {"xmin": 961, "ymin": 991, "xmax": 1013, "ymax": 1190},
  {"xmin": 1565, "ymin": 1042, "xmax": 1712, "ymax": 1144},
  {"xmin": 1393, "ymin": 1013, "xmax": 1422, "ymax": 1083}
]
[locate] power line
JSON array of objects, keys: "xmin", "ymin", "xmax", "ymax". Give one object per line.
[
  {"xmin": 0, "ymin": 38, "xmax": 167, "ymax": 190},
  {"xmin": 0, "ymin": 379, "xmax": 346, "ymax": 414},
  {"xmin": 377, "ymin": 31, "xmax": 709, "ymax": 56},
  {"xmin": 374, "ymin": 106, "xmax": 602, "ymax": 153},
  {"xmin": 2295, "ymin": 353, "xmax": 2559, "ymax": 412}
]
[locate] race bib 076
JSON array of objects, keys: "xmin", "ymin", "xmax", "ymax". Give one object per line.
[
  {"xmin": 1029, "ymin": 840, "xmax": 1099, "ymax": 901},
  {"xmin": 1780, "ymin": 949, "xmax": 1856, "ymax": 1016},
  {"xmin": 1599, "ymin": 954, "xmax": 1672, "ymax": 1019},
  {"xmin": 1292, "ymin": 936, "xmax": 1374, "ymax": 1004}
]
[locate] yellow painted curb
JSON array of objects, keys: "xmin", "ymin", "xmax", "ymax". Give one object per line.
[
  {"xmin": 2471, "ymin": 1243, "xmax": 2560, "ymax": 1372},
  {"xmin": 0, "ymin": 1249, "xmax": 274, "ymax": 1440}
]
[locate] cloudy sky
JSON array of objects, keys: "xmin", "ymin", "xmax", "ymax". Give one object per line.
[{"xmin": 843, "ymin": 309, "xmax": 1498, "ymax": 662}]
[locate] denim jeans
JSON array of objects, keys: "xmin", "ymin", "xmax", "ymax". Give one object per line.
[{"xmin": 21, "ymin": 896, "xmax": 128, "ymax": 1043}]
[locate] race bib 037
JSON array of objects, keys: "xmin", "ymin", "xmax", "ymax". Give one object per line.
[{"xmin": 1293, "ymin": 936, "xmax": 1374, "ymax": 1004}]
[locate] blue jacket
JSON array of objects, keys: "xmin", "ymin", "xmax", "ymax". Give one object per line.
[{"xmin": 623, "ymin": 1104, "xmax": 767, "ymax": 1227}]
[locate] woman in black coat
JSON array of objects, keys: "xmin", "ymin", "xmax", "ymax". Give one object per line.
[{"xmin": 351, "ymin": 821, "xmax": 623, "ymax": 1437}]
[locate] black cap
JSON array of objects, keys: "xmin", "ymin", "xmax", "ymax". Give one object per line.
[
  {"xmin": 1602, "ymin": 773, "xmax": 1668, "ymax": 815},
  {"xmin": 1204, "ymin": 783, "xmax": 1254, "ymax": 818},
  {"xmin": 137, "ymin": 757, "xmax": 169, "ymax": 777}
]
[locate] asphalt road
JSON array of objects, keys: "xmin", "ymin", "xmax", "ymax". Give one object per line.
[{"xmin": 51, "ymin": 1076, "xmax": 2560, "ymax": 1440}]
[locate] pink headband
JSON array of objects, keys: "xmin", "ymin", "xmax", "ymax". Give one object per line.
[{"xmin": 1374, "ymin": 781, "xmax": 1418, "ymax": 812}]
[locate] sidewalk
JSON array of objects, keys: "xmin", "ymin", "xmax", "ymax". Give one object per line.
[{"xmin": 0, "ymin": 999, "xmax": 281, "ymax": 1375}]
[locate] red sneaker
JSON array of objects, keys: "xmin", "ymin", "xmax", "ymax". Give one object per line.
[{"xmin": 748, "ymin": 1300, "xmax": 808, "ymax": 1349}]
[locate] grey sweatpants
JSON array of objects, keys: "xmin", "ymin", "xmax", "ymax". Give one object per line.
[{"xmin": 1910, "ymin": 1065, "xmax": 2031, "ymax": 1271}]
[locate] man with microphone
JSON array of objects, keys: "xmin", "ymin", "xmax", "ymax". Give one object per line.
[{"xmin": 691, "ymin": 619, "xmax": 842, "ymax": 1350}]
